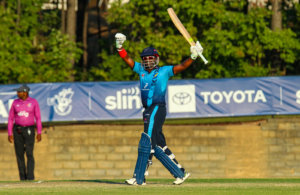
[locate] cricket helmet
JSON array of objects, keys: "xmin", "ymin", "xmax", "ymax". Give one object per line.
[{"xmin": 140, "ymin": 47, "xmax": 160, "ymax": 70}]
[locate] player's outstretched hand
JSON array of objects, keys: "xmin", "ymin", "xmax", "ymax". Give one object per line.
[
  {"xmin": 115, "ymin": 33, "xmax": 126, "ymax": 49},
  {"xmin": 190, "ymin": 45, "xmax": 198, "ymax": 60},
  {"xmin": 195, "ymin": 41, "xmax": 203, "ymax": 54},
  {"xmin": 190, "ymin": 41, "xmax": 204, "ymax": 60}
]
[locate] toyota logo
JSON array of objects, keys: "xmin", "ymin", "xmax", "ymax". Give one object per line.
[{"xmin": 172, "ymin": 92, "xmax": 192, "ymax": 105}]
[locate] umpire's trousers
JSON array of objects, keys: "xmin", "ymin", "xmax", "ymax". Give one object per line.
[{"xmin": 13, "ymin": 125, "xmax": 35, "ymax": 180}]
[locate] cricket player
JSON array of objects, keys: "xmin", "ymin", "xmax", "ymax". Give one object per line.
[{"xmin": 115, "ymin": 33, "xmax": 203, "ymax": 185}]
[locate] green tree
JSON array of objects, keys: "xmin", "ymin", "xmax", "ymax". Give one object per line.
[
  {"xmin": 283, "ymin": 1, "xmax": 300, "ymax": 75},
  {"xmin": 93, "ymin": 0, "xmax": 299, "ymax": 81},
  {"xmin": 0, "ymin": 0, "xmax": 82, "ymax": 83}
]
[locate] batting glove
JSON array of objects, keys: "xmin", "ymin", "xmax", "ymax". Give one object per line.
[
  {"xmin": 190, "ymin": 41, "xmax": 204, "ymax": 60},
  {"xmin": 115, "ymin": 33, "xmax": 126, "ymax": 49},
  {"xmin": 190, "ymin": 46, "xmax": 198, "ymax": 60},
  {"xmin": 195, "ymin": 41, "xmax": 203, "ymax": 53}
]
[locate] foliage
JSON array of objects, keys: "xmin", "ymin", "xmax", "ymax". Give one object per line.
[
  {"xmin": 33, "ymin": 29, "xmax": 82, "ymax": 82},
  {"xmin": 89, "ymin": 50, "xmax": 137, "ymax": 81},
  {"xmin": 0, "ymin": 0, "xmax": 82, "ymax": 84},
  {"xmin": 97, "ymin": 0, "xmax": 300, "ymax": 81},
  {"xmin": 283, "ymin": 2, "xmax": 300, "ymax": 75},
  {"xmin": 0, "ymin": 0, "xmax": 298, "ymax": 82}
]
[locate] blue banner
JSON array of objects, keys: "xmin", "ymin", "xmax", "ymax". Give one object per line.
[{"xmin": 0, "ymin": 76, "xmax": 300, "ymax": 123}]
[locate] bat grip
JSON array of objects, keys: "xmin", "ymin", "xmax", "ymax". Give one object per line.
[{"xmin": 197, "ymin": 51, "xmax": 208, "ymax": 64}]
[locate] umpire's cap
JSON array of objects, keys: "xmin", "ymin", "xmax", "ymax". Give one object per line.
[
  {"xmin": 140, "ymin": 47, "xmax": 160, "ymax": 58},
  {"xmin": 14, "ymin": 84, "xmax": 30, "ymax": 93}
]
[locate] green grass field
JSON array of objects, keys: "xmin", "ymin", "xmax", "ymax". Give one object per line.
[{"xmin": 1, "ymin": 179, "xmax": 300, "ymax": 195}]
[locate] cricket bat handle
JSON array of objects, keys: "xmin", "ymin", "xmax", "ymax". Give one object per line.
[{"xmin": 198, "ymin": 52, "xmax": 208, "ymax": 64}]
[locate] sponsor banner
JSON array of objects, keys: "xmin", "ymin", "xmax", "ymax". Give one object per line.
[{"xmin": 0, "ymin": 76, "xmax": 300, "ymax": 123}]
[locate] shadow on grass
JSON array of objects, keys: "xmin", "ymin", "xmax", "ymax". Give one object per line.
[
  {"xmin": 3, "ymin": 178, "xmax": 300, "ymax": 185},
  {"xmin": 72, "ymin": 179, "xmax": 173, "ymax": 185},
  {"xmin": 72, "ymin": 179, "xmax": 126, "ymax": 185},
  {"xmin": 73, "ymin": 178, "xmax": 300, "ymax": 184}
]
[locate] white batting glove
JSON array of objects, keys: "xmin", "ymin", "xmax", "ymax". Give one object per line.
[
  {"xmin": 195, "ymin": 41, "xmax": 203, "ymax": 53},
  {"xmin": 190, "ymin": 46, "xmax": 198, "ymax": 60},
  {"xmin": 190, "ymin": 41, "xmax": 204, "ymax": 60},
  {"xmin": 115, "ymin": 33, "xmax": 126, "ymax": 49}
]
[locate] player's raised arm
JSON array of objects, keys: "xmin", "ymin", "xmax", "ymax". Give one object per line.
[
  {"xmin": 173, "ymin": 41, "xmax": 203, "ymax": 75},
  {"xmin": 115, "ymin": 33, "xmax": 135, "ymax": 68}
]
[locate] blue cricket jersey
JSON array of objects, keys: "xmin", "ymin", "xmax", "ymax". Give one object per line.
[{"xmin": 133, "ymin": 62, "xmax": 174, "ymax": 108}]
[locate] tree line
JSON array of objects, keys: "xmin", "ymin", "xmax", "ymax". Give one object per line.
[{"xmin": 0, "ymin": 0, "xmax": 299, "ymax": 84}]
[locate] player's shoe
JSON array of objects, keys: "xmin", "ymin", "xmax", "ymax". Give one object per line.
[
  {"xmin": 173, "ymin": 172, "xmax": 190, "ymax": 185},
  {"xmin": 125, "ymin": 177, "xmax": 146, "ymax": 185}
]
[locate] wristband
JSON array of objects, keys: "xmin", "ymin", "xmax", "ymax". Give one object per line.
[{"xmin": 118, "ymin": 49, "xmax": 127, "ymax": 58}]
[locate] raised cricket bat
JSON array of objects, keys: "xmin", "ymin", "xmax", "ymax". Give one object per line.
[{"xmin": 167, "ymin": 8, "xmax": 208, "ymax": 64}]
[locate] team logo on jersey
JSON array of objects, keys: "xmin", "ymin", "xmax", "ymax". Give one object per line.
[
  {"xmin": 27, "ymin": 103, "xmax": 32, "ymax": 107},
  {"xmin": 47, "ymin": 88, "xmax": 74, "ymax": 116},
  {"xmin": 168, "ymin": 85, "xmax": 196, "ymax": 113},
  {"xmin": 144, "ymin": 83, "xmax": 149, "ymax": 89},
  {"xmin": 142, "ymin": 74, "xmax": 145, "ymax": 77}
]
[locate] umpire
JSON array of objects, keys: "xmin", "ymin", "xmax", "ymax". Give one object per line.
[{"xmin": 7, "ymin": 84, "xmax": 42, "ymax": 181}]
